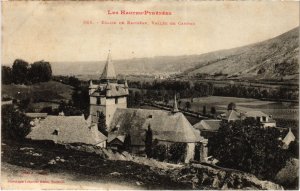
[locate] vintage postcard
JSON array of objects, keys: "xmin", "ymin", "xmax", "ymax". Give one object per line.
[{"xmin": 1, "ymin": 1, "xmax": 299, "ymax": 190}]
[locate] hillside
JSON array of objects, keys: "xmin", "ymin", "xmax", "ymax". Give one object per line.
[
  {"xmin": 51, "ymin": 27, "xmax": 299, "ymax": 81},
  {"xmin": 185, "ymin": 27, "xmax": 299, "ymax": 80},
  {"xmin": 2, "ymin": 81, "xmax": 73, "ymax": 102}
]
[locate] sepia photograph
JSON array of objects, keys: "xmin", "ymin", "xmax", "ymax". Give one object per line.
[{"xmin": 1, "ymin": 1, "xmax": 299, "ymax": 190}]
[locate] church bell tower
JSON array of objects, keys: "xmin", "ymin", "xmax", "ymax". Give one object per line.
[{"xmin": 89, "ymin": 51, "xmax": 129, "ymax": 127}]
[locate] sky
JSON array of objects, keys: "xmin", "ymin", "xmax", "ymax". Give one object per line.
[{"xmin": 2, "ymin": 1, "xmax": 299, "ymax": 64}]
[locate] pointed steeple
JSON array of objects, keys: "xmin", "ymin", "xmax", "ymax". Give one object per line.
[
  {"xmin": 100, "ymin": 50, "xmax": 116, "ymax": 81},
  {"xmin": 172, "ymin": 94, "xmax": 179, "ymax": 113}
]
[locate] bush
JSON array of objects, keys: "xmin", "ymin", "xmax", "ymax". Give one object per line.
[
  {"xmin": 2, "ymin": 105, "xmax": 31, "ymax": 141},
  {"xmin": 152, "ymin": 144, "xmax": 167, "ymax": 161},
  {"xmin": 168, "ymin": 143, "xmax": 186, "ymax": 163}
]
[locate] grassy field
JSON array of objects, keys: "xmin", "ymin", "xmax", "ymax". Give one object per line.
[
  {"xmin": 2, "ymin": 81, "xmax": 74, "ymax": 102},
  {"xmin": 178, "ymin": 96, "xmax": 299, "ymax": 120}
]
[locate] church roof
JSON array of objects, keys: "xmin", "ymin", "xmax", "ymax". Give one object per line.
[
  {"xmin": 193, "ymin": 120, "xmax": 222, "ymax": 132},
  {"xmin": 90, "ymin": 83, "xmax": 128, "ymax": 97},
  {"xmin": 100, "ymin": 51, "xmax": 116, "ymax": 80},
  {"xmin": 108, "ymin": 108, "xmax": 203, "ymax": 145},
  {"xmin": 26, "ymin": 115, "xmax": 107, "ymax": 145}
]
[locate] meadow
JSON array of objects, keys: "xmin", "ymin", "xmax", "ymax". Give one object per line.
[{"xmin": 178, "ymin": 96, "xmax": 298, "ymax": 120}]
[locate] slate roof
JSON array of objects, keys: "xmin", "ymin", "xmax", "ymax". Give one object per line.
[
  {"xmin": 25, "ymin": 113, "xmax": 48, "ymax": 118},
  {"xmin": 90, "ymin": 83, "xmax": 128, "ymax": 97},
  {"xmin": 244, "ymin": 111, "xmax": 269, "ymax": 118},
  {"xmin": 282, "ymin": 129, "xmax": 296, "ymax": 146},
  {"xmin": 193, "ymin": 120, "xmax": 222, "ymax": 132},
  {"xmin": 222, "ymin": 110, "xmax": 241, "ymax": 121},
  {"xmin": 101, "ymin": 52, "xmax": 116, "ymax": 80},
  {"xmin": 108, "ymin": 108, "xmax": 203, "ymax": 145},
  {"xmin": 26, "ymin": 115, "xmax": 107, "ymax": 145}
]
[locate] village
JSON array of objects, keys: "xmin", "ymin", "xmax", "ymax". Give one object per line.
[
  {"xmin": 24, "ymin": 52, "xmax": 296, "ymax": 163},
  {"xmin": 2, "ymin": 51, "xmax": 298, "ymax": 190},
  {"xmin": 1, "ymin": 1, "xmax": 299, "ymax": 189}
]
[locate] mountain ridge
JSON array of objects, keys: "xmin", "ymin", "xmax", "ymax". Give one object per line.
[{"xmin": 50, "ymin": 26, "xmax": 299, "ymax": 80}]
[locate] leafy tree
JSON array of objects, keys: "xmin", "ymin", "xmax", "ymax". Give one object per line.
[
  {"xmin": 12, "ymin": 59, "xmax": 29, "ymax": 84},
  {"xmin": 185, "ymin": 101, "xmax": 191, "ymax": 111},
  {"xmin": 2, "ymin": 105, "xmax": 31, "ymax": 141},
  {"xmin": 209, "ymin": 119, "xmax": 291, "ymax": 180},
  {"xmin": 123, "ymin": 134, "xmax": 131, "ymax": 151},
  {"xmin": 178, "ymin": 100, "xmax": 182, "ymax": 108},
  {"xmin": 145, "ymin": 125, "xmax": 153, "ymax": 158},
  {"xmin": 68, "ymin": 76, "xmax": 80, "ymax": 88},
  {"xmin": 97, "ymin": 112, "xmax": 108, "ymax": 136},
  {"xmin": 210, "ymin": 106, "xmax": 216, "ymax": 115},
  {"xmin": 2, "ymin": 66, "xmax": 12, "ymax": 84},
  {"xmin": 202, "ymin": 105, "xmax": 207, "ymax": 115},
  {"xmin": 28, "ymin": 61, "xmax": 52, "ymax": 83},
  {"xmin": 227, "ymin": 102, "xmax": 236, "ymax": 111}
]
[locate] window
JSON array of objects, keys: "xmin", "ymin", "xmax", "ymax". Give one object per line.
[
  {"xmin": 115, "ymin": 97, "xmax": 118, "ymax": 104},
  {"xmin": 262, "ymin": 116, "xmax": 267, "ymax": 122},
  {"xmin": 256, "ymin": 117, "xmax": 260, "ymax": 122},
  {"xmin": 148, "ymin": 115, "xmax": 152, "ymax": 118},
  {"xmin": 52, "ymin": 130, "xmax": 58, "ymax": 135},
  {"xmin": 96, "ymin": 97, "xmax": 101, "ymax": 105}
]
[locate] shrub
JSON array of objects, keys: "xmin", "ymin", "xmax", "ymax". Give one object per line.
[
  {"xmin": 152, "ymin": 144, "xmax": 167, "ymax": 161},
  {"xmin": 168, "ymin": 143, "xmax": 186, "ymax": 163}
]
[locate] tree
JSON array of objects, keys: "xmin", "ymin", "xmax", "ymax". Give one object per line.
[
  {"xmin": 202, "ymin": 105, "xmax": 207, "ymax": 115},
  {"xmin": 124, "ymin": 134, "xmax": 131, "ymax": 151},
  {"xmin": 12, "ymin": 59, "xmax": 29, "ymax": 84},
  {"xmin": 97, "ymin": 112, "xmax": 108, "ymax": 136},
  {"xmin": 68, "ymin": 76, "xmax": 80, "ymax": 88},
  {"xmin": 209, "ymin": 119, "xmax": 291, "ymax": 180},
  {"xmin": 178, "ymin": 100, "xmax": 182, "ymax": 108},
  {"xmin": 185, "ymin": 101, "xmax": 191, "ymax": 111},
  {"xmin": 28, "ymin": 61, "xmax": 52, "ymax": 83},
  {"xmin": 2, "ymin": 105, "xmax": 31, "ymax": 141},
  {"xmin": 211, "ymin": 106, "xmax": 216, "ymax": 115},
  {"xmin": 145, "ymin": 125, "xmax": 153, "ymax": 158},
  {"xmin": 227, "ymin": 102, "xmax": 236, "ymax": 111},
  {"xmin": 2, "ymin": 66, "xmax": 12, "ymax": 84}
]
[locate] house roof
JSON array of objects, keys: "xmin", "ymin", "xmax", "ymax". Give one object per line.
[
  {"xmin": 100, "ymin": 51, "xmax": 116, "ymax": 80},
  {"xmin": 108, "ymin": 108, "xmax": 203, "ymax": 145},
  {"xmin": 282, "ymin": 129, "xmax": 295, "ymax": 146},
  {"xmin": 222, "ymin": 110, "xmax": 241, "ymax": 121},
  {"xmin": 91, "ymin": 83, "xmax": 128, "ymax": 97},
  {"xmin": 245, "ymin": 111, "xmax": 269, "ymax": 118},
  {"xmin": 193, "ymin": 120, "xmax": 221, "ymax": 132},
  {"xmin": 26, "ymin": 115, "xmax": 107, "ymax": 145},
  {"xmin": 25, "ymin": 113, "xmax": 48, "ymax": 118},
  {"xmin": 107, "ymin": 134, "xmax": 126, "ymax": 143}
]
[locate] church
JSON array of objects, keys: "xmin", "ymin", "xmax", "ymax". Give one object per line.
[{"xmin": 27, "ymin": 52, "xmax": 207, "ymax": 163}]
